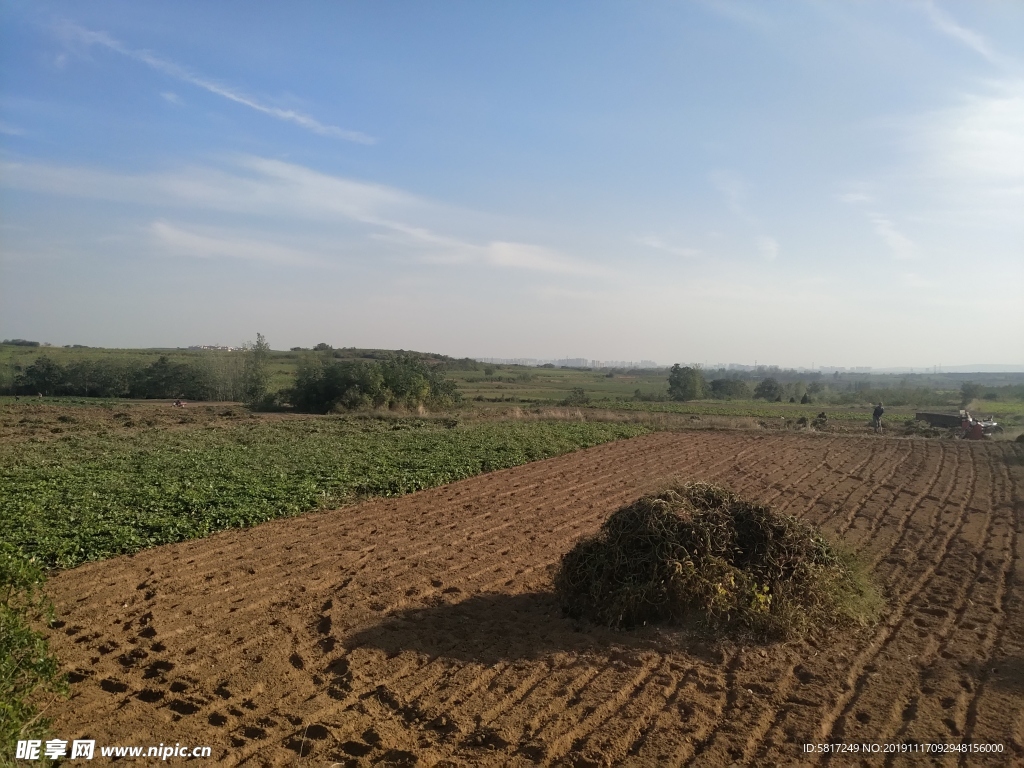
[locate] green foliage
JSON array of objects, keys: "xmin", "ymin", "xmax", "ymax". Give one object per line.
[
  {"xmin": 1, "ymin": 544, "xmax": 67, "ymax": 757},
  {"xmin": 563, "ymin": 387, "xmax": 590, "ymax": 406},
  {"xmin": 709, "ymin": 378, "xmax": 751, "ymax": 400},
  {"xmin": 0, "ymin": 419, "xmax": 650, "ymax": 569},
  {"xmin": 9, "ymin": 355, "xmax": 222, "ymax": 400},
  {"xmin": 290, "ymin": 353, "xmax": 460, "ymax": 413},
  {"xmin": 753, "ymin": 377, "xmax": 784, "ymax": 401},
  {"xmin": 242, "ymin": 333, "xmax": 272, "ymax": 406},
  {"xmin": 585, "ymin": 399, "xmax": 917, "ymax": 423},
  {"xmin": 960, "ymin": 381, "xmax": 981, "ymax": 407},
  {"xmin": 555, "ymin": 483, "xmax": 879, "ymax": 638},
  {"xmin": 667, "ymin": 364, "xmax": 707, "ymax": 401},
  {"xmin": 0, "ymin": 340, "xmax": 40, "ymax": 347}
]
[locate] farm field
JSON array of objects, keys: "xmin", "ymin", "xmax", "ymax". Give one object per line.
[
  {"xmin": 42, "ymin": 431, "xmax": 1024, "ymax": 766},
  {"xmin": 0, "ymin": 401, "xmax": 649, "ymax": 568}
]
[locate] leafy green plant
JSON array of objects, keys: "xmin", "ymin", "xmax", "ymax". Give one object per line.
[
  {"xmin": 563, "ymin": 387, "xmax": 590, "ymax": 406},
  {"xmin": 1, "ymin": 543, "xmax": 67, "ymax": 760},
  {"xmin": 1, "ymin": 418, "xmax": 650, "ymax": 569}
]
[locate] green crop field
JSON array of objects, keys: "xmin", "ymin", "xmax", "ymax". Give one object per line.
[{"xmin": 0, "ymin": 406, "xmax": 650, "ymax": 569}]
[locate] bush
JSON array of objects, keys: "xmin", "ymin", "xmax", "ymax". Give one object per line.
[
  {"xmin": 289, "ymin": 353, "xmax": 461, "ymax": 413},
  {"xmin": 555, "ymin": 483, "xmax": 878, "ymax": 638},
  {"xmin": 1, "ymin": 544, "xmax": 67, "ymax": 757},
  {"xmin": 563, "ymin": 388, "xmax": 590, "ymax": 406}
]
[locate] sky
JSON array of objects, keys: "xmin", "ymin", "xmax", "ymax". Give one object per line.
[{"xmin": 1, "ymin": 1, "xmax": 1022, "ymax": 369}]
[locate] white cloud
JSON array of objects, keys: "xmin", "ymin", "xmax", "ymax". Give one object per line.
[
  {"xmin": 757, "ymin": 235, "xmax": 779, "ymax": 261},
  {"xmin": 150, "ymin": 221, "xmax": 322, "ymax": 266},
  {"xmin": 485, "ymin": 241, "xmax": 600, "ymax": 275},
  {"xmin": 868, "ymin": 214, "xmax": 917, "ymax": 260},
  {"xmin": 161, "ymin": 91, "xmax": 182, "ymax": 105},
  {"xmin": 637, "ymin": 235, "xmax": 701, "ymax": 258},
  {"xmin": 918, "ymin": 81, "xmax": 1024, "ymax": 184},
  {"xmin": 57, "ymin": 21, "xmax": 375, "ymax": 144},
  {"xmin": 0, "ymin": 156, "xmax": 610, "ymax": 277},
  {"xmin": 0, "ymin": 120, "xmax": 25, "ymax": 136},
  {"xmin": 838, "ymin": 191, "xmax": 873, "ymax": 205},
  {"xmin": 921, "ymin": 2, "xmax": 999, "ymax": 64}
]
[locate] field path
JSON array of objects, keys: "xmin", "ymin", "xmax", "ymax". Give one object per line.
[{"xmin": 44, "ymin": 432, "xmax": 1024, "ymax": 766}]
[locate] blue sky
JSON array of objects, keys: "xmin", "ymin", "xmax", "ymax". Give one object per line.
[{"xmin": 1, "ymin": 1, "xmax": 1022, "ymax": 368}]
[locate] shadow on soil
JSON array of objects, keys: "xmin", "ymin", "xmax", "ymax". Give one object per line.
[
  {"xmin": 987, "ymin": 656, "xmax": 1024, "ymax": 694},
  {"xmin": 346, "ymin": 591, "xmax": 722, "ymax": 666}
]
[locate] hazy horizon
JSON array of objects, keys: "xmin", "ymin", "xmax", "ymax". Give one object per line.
[{"xmin": 2, "ymin": 2, "xmax": 1022, "ymax": 369}]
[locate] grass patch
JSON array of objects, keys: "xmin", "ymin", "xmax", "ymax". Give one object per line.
[
  {"xmin": 1, "ymin": 543, "xmax": 67, "ymax": 763},
  {"xmin": 0, "ymin": 416, "xmax": 650, "ymax": 569},
  {"xmin": 555, "ymin": 482, "xmax": 880, "ymax": 640}
]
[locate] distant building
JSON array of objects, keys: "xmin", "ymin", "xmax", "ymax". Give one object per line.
[{"xmin": 188, "ymin": 345, "xmax": 240, "ymax": 351}]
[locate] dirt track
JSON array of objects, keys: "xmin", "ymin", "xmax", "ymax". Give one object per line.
[{"xmin": 45, "ymin": 432, "xmax": 1024, "ymax": 766}]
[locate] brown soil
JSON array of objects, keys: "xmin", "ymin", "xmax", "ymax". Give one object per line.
[{"xmin": 44, "ymin": 432, "xmax": 1024, "ymax": 766}]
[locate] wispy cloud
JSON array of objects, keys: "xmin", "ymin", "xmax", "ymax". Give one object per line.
[
  {"xmin": 699, "ymin": 0, "xmax": 774, "ymax": 31},
  {"xmin": 0, "ymin": 120, "xmax": 26, "ymax": 136},
  {"xmin": 484, "ymin": 242, "xmax": 601, "ymax": 275},
  {"xmin": 57, "ymin": 21, "xmax": 375, "ymax": 144},
  {"xmin": 636, "ymin": 235, "xmax": 701, "ymax": 258},
  {"xmin": 868, "ymin": 213, "xmax": 917, "ymax": 260},
  {"xmin": 837, "ymin": 191, "xmax": 873, "ymax": 205},
  {"xmin": 0, "ymin": 155, "xmax": 609, "ymax": 277},
  {"xmin": 921, "ymin": 2, "xmax": 999, "ymax": 64},
  {"xmin": 839, "ymin": 192, "xmax": 920, "ymax": 261},
  {"xmin": 151, "ymin": 221, "xmax": 323, "ymax": 266},
  {"xmin": 161, "ymin": 91, "xmax": 182, "ymax": 106}
]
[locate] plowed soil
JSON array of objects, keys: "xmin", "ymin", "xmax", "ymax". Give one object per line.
[{"xmin": 45, "ymin": 432, "xmax": 1024, "ymax": 766}]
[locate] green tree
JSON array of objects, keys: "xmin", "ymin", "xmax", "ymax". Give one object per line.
[
  {"xmin": 243, "ymin": 333, "xmax": 272, "ymax": 406},
  {"xmin": 667, "ymin": 364, "xmax": 707, "ymax": 401},
  {"xmin": 15, "ymin": 356, "xmax": 64, "ymax": 395},
  {"xmin": 709, "ymin": 378, "xmax": 750, "ymax": 400},
  {"xmin": 753, "ymin": 377, "xmax": 784, "ymax": 401},
  {"xmin": 960, "ymin": 381, "xmax": 981, "ymax": 407}
]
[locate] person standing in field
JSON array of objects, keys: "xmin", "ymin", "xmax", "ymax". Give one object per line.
[{"xmin": 872, "ymin": 402, "xmax": 884, "ymax": 433}]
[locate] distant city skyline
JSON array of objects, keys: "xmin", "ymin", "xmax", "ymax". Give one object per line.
[{"xmin": 2, "ymin": 3, "xmax": 1022, "ymax": 367}]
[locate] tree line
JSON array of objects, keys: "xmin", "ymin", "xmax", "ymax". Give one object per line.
[
  {"xmin": 3, "ymin": 335, "xmax": 461, "ymax": 413},
  {"xmin": 6, "ymin": 354, "xmax": 249, "ymax": 401},
  {"xmin": 664, "ymin": 364, "xmax": 1001, "ymax": 407}
]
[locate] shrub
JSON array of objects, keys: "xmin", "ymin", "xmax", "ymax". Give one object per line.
[
  {"xmin": 289, "ymin": 353, "xmax": 460, "ymax": 413},
  {"xmin": 555, "ymin": 483, "xmax": 878, "ymax": 638},
  {"xmin": 563, "ymin": 388, "xmax": 590, "ymax": 406}
]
